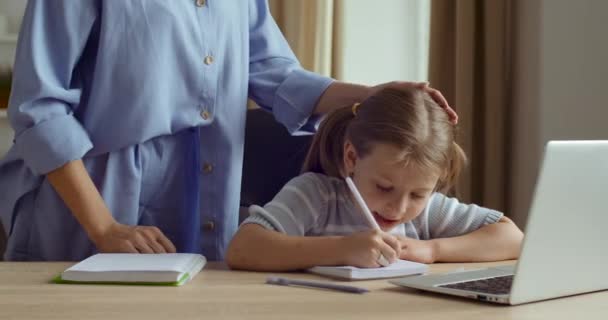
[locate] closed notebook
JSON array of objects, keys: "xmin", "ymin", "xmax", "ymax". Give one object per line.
[
  {"xmin": 309, "ymin": 259, "xmax": 428, "ymax": 280},
  {"xmin": 54, "ymin": 253, "xmax": 206, "ymax": 286}
]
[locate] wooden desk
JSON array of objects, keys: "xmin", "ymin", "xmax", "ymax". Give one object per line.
[{"xmin": 1, "ymin": 261, "xmax": 606, "ymax": 319}]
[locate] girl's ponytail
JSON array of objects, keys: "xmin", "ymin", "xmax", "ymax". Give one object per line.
[
  {"xmin": 301, "ymin": 106, "xmax": 355, "ymax": 177},
  {"xmin": 436, "ymin": 141, "xmax": 467, "ymax": 193}
]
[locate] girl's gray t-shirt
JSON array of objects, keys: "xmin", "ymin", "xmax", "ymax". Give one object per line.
[{"xmin": 242, "ymin": 172, "xmax": 503, "ymax": 239}]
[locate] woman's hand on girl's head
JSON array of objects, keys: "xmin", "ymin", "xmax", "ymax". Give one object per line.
[
  {"xmin": 92, "ymin": 222, "xmax": 177, "ymax": 254},
  {"xmin": 339, "ymin": 230, "xmax": 401, "ymax": 268},
  {"xmin": 396, "ymin": 236, "xmax": 438, "ymax": 264},
  {"xmin": 368, "ymin": 81, "xmax": 458, "ymax": 125}
]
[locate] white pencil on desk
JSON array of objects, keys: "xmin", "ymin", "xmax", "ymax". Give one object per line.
[
  {"xmin": 345, "ymin": 176, "xmax": 390, "ymax": 267},
  {"xmin": 266, "ymin": 276, "xmax": 369, "ymax": 294}
]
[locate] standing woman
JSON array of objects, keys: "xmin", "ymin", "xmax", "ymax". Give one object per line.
[{"xmin": 0, "ymin": 0, "xmax": 456, "ymax": 261}]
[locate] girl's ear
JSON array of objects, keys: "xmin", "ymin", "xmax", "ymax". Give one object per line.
[{"xmin": 342, "ymin": 140, "xmax": 358, "ymax": 177}]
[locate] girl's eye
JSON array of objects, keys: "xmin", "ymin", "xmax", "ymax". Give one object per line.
[
  {"xmin": 411, "ymin": 193, "xmax": 425, "ymax": 200},
  {"xmin": 376, "ymin": 185, "xmax": 393, "ymax": 193}
]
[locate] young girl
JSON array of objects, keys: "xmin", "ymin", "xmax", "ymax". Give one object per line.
[{"xmin": 226, "ymin": 87, "xmax": 523, "ymax": 271}]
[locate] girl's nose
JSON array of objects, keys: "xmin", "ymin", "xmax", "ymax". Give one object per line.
[{"xmin": 386, "ymin": 196, "xmax": 408, "ymax": 219}]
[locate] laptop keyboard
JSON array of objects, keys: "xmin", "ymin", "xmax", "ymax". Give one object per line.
[{"xmin": 439, "ymin": 275, "xmax": 513, "ymax": 295}]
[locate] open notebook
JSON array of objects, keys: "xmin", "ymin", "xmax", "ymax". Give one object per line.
[
  {"xmin": 309, "ymin": 259, "xmax": 428, "ymax": 280},
  {"xmin": 54, "ymin": 253, "xmax": 206, "ymax": 286}
]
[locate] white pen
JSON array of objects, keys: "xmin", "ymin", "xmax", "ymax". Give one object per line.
[
  {"xmin": 345, "ymin": 176, "xmax": 390, "ymax": 267},
  {"xmin": 266, "ymin": 276, "xmax": 369, "ymax": 294}
]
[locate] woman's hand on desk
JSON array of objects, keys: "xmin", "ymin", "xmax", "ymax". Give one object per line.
[
  {"xmin": 339, "ymin": 230, "xmax": 401, "ymax": 268},
  {"xmin": 45, "ymin": 160, "xmax": 177, "ymax": 255},
  {"xmin": 92, "ymin": 222, "xmax": 176, "ymax": 254}
]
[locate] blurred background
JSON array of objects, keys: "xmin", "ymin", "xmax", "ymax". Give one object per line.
[
  {"xmin": 0, "ymin": 0, "xmax": 21, "ymax": 162},
  {"xmin": 0, "ymin": 0, "xmax": 607, "ymax": 232}
]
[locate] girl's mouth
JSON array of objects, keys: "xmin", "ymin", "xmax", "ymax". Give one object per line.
[{"xmin": 372, "ymin": 211, "xmax": 400, "ymax": 229}]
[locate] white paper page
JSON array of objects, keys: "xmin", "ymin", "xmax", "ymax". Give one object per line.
[{"xmin": 66, "ymin": 253, "xmax": 201, "ymax": 273}]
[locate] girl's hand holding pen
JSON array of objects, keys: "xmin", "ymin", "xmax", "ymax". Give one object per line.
[
  {"xmin": 338, "ymin": 230, "xmax": 401, "ymax": 268},
  {"xmin": 344, "ymin": 177, "xmax": 394, "ymax": 267}
]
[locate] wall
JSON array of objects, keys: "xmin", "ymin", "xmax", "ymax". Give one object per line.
[
  {"xmin": 0, "ymin": 110, "xmax": 10, "ymax": 156},
  {"xmin": 334, "ymin": 0, "xmax": 430, "ymax": 85},
  {"xmin": 0, "ymin": 0, "xmax": 25, "ymax": 34},
  {"xmin": 0, "ymin": 0, "xmax": 23, "ymax": 155},
  {"xmin": 511, "ymin": 0, "xmax": 608, "ymax": 228},
  {"xmin": 0, "ymin": 0, "xmax": 25, "ymax": 65}
]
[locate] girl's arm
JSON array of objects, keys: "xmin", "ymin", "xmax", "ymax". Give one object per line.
[
  {"xmin": 399, "ymin": 194, "xmax": 523, "ymax": 263},
  {"xmin": 399, "ymin": 216, "xmax": 523, "ymax": 263},
  {"xmin": 431, "ymin": 216, "xmax": 523, "ymax": 262},
  {"xmin": 226, "ymin": 224, "xmax": 343, "ymax": 271},
  {"xmin": 226, "ymin": 224, "xmax": 401, "ymax": 271}
]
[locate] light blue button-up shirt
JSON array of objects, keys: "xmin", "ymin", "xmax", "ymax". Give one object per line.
[{"xmin": 0, "ymin": 0, "xmax": 333, "ymax": 260}]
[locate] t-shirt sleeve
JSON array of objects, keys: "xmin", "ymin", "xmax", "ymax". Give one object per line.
[
  {"xmin": 413, "ymin": 193, "xmax": 504, "ymax": 239},
  {"xmin": 241, "ymin": 173, "xmax": 329, "ymax": 236}
]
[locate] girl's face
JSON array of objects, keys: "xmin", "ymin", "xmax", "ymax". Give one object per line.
[{"xmin": 343, "ymin": 141, "xmax": 440, "ymax": 231}]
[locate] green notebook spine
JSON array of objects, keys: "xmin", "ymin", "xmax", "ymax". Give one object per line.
[{"xmin": 51, "ymin": 273, "xmax": 190, "ymax": 286}]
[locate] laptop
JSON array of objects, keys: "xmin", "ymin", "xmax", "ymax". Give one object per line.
[{"xmin": 390, "ymin": 140, "xmax": 608, "ymax": 305}]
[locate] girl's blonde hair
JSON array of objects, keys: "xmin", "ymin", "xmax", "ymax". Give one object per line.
[{"xmin": 301, "ymin": 87, "xmax": 466, "ymax": 193}]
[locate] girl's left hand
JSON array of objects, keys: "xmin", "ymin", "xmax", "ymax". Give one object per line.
[
  {"xmin": 396, "ymin": 236, "xmax": 438, "ymax": 264},
  {"xmin": 367, "ymin": 81, "xmax": 458, "ymax": 125}
]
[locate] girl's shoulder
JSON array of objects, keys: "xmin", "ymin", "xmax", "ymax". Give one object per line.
[{"xmin": 286, "ymin": 172, "xmax": 346, "ymax": 195}]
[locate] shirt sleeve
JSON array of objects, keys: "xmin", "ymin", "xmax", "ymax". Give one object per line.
[
  {"xmin": 247, "ymin": 0, "xmax": 334, "ymax": 134},
  {"xmin": 242, "ymin": 173, "xmax": 328, "ymax": 236},
  {"xmin": 414, "ymin": 193, "xmax": 504, "ymax": 239},
  {"xmin": 7, "ymin": 0, "xmax": 99, "ymax": 175}
]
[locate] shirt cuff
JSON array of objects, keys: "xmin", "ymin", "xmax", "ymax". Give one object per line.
[
  {"xmin": 241, "ymin": 215, "xmax": 276, "ymax": 231},
  {"xmin": 273, "ymin": 68, "xmax": 334, "ymax": 134},
  {"xmin": 14, "ymin": 114, "xmax": 93, "ymax": 175},
  {"xmin": 241, "ymin": 205, "xmax": 286, "ymax": 233},
  {"xmin": 483, "ymin": 210, "xmax": 504, "ymax": 225}
]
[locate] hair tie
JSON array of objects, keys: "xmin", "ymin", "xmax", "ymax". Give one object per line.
[{"xmin": 351, "ymin": 102, "xmax": 361, "ymax": 116}]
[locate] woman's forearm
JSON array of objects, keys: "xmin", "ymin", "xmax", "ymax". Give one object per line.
[
  {"xmin": 312, "ymin": 81, "xmax": 372, "ymax": 115},
  {"xmin": 46, "ymin": 159, "xmax": 116, "ymax": 244},
  {"xmin": 226, "ymin": 224, "xmax": 345, "ymax": 271},
  {"xmin": 432, "ymin": 217, "xmax": 524, "ymax": 262}
]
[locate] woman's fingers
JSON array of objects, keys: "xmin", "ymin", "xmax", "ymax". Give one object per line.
[
  {"xmin": 423, "ymin": 85, "xmax": 458, "ymax": 124},
  {"xmin": 132, "ymin": 231, "xmax": 155, "ymax": 254},
  {"xmin": 120, "ymin": 241, "xmax": 139, "ymax": 254},
  {"xmin": 134, "ymin": 226, "xmax": 176, "ymax": 253},
  {"xmin": 155, "ymin": 231, "xmax": 177, "ymax": 253}
]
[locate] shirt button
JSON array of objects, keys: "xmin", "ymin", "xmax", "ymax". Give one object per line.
[
  {"xmin": 202, "ymin": 220, "xmax": 215, "ymax": 231},
  {"xmin": 195, "ymin": 0, "xmax": 206, "ymax": 7},
  {"xmin": 202, "ymin": 163, "xmax": 214, "ymax": 174},
  {"xmin": 200, "ymin": 110, "xmax": 211, "ymax": 120},
  {"xmin": 204, "ymin": 55, "xmax": 214, "ymax": 65}
]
